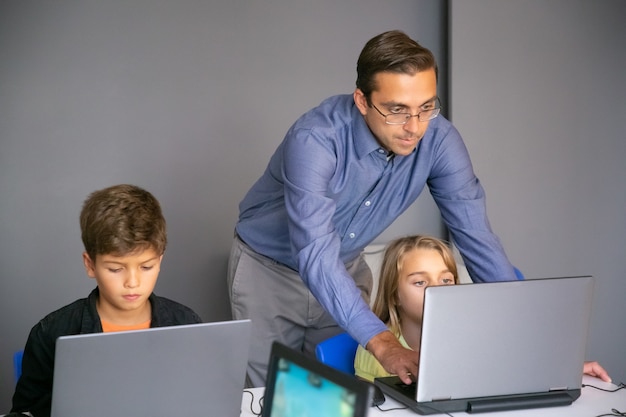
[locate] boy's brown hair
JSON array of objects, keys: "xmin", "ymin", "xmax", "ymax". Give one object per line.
[{"xmin": 80, "ymin": 184, "xmax": 167, "ymax": 261}]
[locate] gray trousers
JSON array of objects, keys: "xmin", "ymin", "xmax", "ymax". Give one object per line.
[{"xmin": 227, "ymin": 235, "xmax": 372, "ymax": 387}]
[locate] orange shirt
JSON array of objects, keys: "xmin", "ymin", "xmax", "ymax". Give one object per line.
[{"xmin": 101, "ymin": 319, "xmax": 151, "ymax": 333}]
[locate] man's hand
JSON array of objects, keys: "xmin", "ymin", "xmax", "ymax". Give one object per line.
[
  {"xmin": 583, "ymin": 361, "xmax": 611, "ymax": 383},
  {"xmin": 366, "ymin": 330, "xmax": 418, "ymax": 385}
]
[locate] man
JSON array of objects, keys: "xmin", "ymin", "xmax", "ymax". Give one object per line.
[{"xmin": 228, "ymin": 30, "xmax": 517, "ymax": 387}]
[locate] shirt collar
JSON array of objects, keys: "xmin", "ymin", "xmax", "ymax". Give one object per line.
[{"xmin": 352, "ymin": 105, "xmax": 387, "ymax": 159}]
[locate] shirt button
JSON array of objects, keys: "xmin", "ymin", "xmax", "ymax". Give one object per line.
[
  {"xmin": 349, "ymin": 233, "xmax": 356, "ymax": 239},
  {"xmin": 378, "ymin": 149, "xmax": 385, "ymax": 154},
  {"xmin": 364, "ymin": 201, "xmax": 371, "ymax": 207}
]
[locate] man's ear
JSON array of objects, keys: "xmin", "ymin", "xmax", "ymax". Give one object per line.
[
  {"xmin": 82, "ymin": 252, "xmax": 97, "ymax": 278},
  {"xmin": 353, "ymin": 88, "xmax": 369, "ymax": 116}
]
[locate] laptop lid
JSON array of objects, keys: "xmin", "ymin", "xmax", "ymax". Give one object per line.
[
  {"xmin": 375, "ymin": 276, "xmax": 594, "ymax": 414},
  {"xmin": 51, "ymin": 319, "xmax": 251, "ymax": 417},
  {"xmin": 262, "ymin": 341, "xmax": 373, "ymax": 417}
]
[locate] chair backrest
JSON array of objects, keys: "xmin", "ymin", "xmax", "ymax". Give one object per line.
[
  {"xmin": 315, "ymin": 332, "xmax": 359, "ymax": 375},
  {"xmin": 14, "ymin": 349, "xmax": 24, "ymax": 384}
]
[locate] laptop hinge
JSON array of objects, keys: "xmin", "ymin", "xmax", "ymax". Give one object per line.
[
  {"xmin": 431, "ymin": 397, "xmax": 452, "ymax": 402},
  {"xmin": 467, "ymin": 392, "xmax": 573, "ymax": 413}
]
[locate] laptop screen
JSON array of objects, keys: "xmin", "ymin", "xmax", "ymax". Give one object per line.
[
  {"xmin": 51, "ymin": 320, "xmax": 251, "ymax": 417},
  {"xmin": 417, "ymin": 276, "xmax": 593, "ymax": 401},
  {"xmin": 374, "ymin": 276, "xmax": 594, "ymax": 414},
  {"xmin": 262, "ymin": 342, "xmax": 372, "ymax": 417}
]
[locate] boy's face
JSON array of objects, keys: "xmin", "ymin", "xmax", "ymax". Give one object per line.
[
  {"xmin": 82, "ymin": 248, "xmax": 162, "ymax": 324},
  {"xmin": 396, "ymin": 247, "xmax": 455, "ymax": 325}
]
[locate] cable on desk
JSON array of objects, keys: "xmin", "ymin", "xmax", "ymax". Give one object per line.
[
  {"xmin": 374, "ymin": 403, "xmax": 453, "ymax": 417},
  {"xmin": 594, "ymin": 409, "xmax": 626, "ymax": 417},
  {"xmin": 374, "ymin": 403, "xmax": 409, "ymax": 413},
  {"xmin": 585, "ymin": 382, "xmax": 626, "ymax": 417},
  {"xmin": 583, "ymin": 382, "xmax": 626, "ymax": 393},
  {"xmin": 242, "ymin": 389, "xmax": 264, "ymax": 416}
]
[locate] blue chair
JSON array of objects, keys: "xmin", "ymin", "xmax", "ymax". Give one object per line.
[
  {"xmin": 315, "ymin": 332, "xmax": 359, "ymax": 375},
  {"xmin": 14, "ymin": 349, "xmax": 24, "ymax": 383}
]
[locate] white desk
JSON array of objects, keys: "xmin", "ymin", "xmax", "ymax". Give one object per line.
[{"xmin": 240, "ymin": 375, "xmax": 626, "ymax": 416}]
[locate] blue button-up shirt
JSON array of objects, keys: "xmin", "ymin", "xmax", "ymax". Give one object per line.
[{"xmin": 236, "ymin": 94, "xmax": 515, "ymax": 347}]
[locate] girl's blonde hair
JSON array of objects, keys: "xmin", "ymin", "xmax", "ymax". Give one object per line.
[{"xmin": 371, "ymin": 235, "xmax": 458, "ymax": 336}]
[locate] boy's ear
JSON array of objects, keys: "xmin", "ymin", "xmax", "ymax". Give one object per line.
[{"xmin": 82, "ymin": 252, "xmax": 97, "ymax": 278}]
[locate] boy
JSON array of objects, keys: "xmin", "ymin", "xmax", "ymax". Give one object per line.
[{"xmin": 11, "ymin": 184, "xmax": 203, "ymax": 417}]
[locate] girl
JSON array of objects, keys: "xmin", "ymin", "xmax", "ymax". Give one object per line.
[
  {"xmin": 355, "ymin": 235, "xmax": 457, "ymax": 381},
  {"xmin": 354, "ymin": 235, "xmax": 611, "ymax": 383}
]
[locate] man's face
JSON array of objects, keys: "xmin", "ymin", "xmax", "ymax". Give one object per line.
[{"xmin": 354, "ymin": 68, "xmax": 438, "ymax": 156}]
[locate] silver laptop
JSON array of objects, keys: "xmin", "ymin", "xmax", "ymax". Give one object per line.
[
  {"xmin": 262, "ymin": 341, "xmax": 374, "ymax": 417},
  {"xmin": 375, "ymin": 276, "xmax": 594, "ymax": 414},
  {"xmin": 51, "ymin": 319, "xmax": 251, "ymax": 417}
]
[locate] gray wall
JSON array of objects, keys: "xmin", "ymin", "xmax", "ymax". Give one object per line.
[
  {"xmin": 4, "ymin": 0, "xmax": 621, "ymax": 410},
  {"xmin": 450, "ymin": 0, "xmax": 626, "ymax": 382},
  {"xmin": 0, "ymin": 0, "xmax": 446, "ymax": 409}
]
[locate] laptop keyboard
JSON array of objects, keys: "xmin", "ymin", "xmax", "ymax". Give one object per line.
[{"xmin": 395, "ymin": 381, "xmax": 417, "ymax": 397}]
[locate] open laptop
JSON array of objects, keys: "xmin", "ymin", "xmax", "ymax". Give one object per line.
[
  {"xmin": 262, "ymin": 341, "xmax": 374, "ymax": 417},
  {"xmin": 51, "ymin": 319, "xmax": 251, "ymax": 417},
  {"xmin": 375, "ymin": 276, "xmax": 594, "ymax": 414}
]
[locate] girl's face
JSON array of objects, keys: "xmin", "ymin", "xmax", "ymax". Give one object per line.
[{"xmin": 396, "ymin": 247, "xmax": 455, "ymax": 325}]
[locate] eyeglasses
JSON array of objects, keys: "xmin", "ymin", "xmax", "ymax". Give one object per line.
[{"xmin": 371, "ymin": 98, "xmax": 441, "ymax": 125}]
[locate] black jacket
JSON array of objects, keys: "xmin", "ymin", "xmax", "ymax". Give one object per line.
[{"xmin": 11, "ymin": 288, "xmax": 203, "ymax": 417}]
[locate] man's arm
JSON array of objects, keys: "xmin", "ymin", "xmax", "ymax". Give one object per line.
[
  {"xmin": 367, "ymin": 330, "xmax": 418, "ymax": 385},
  {"xmin": 427, "ymin": 124, "xmax": 516, "ymax": 282},
  {"xmin": 280, "ymin": 126, "xmax": 389, "ymax": 346}
]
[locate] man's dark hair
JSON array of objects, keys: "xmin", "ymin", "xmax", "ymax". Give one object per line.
[{"xmin": 356, "ymin": 30, "xmax": 438, "ymax": 104}]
